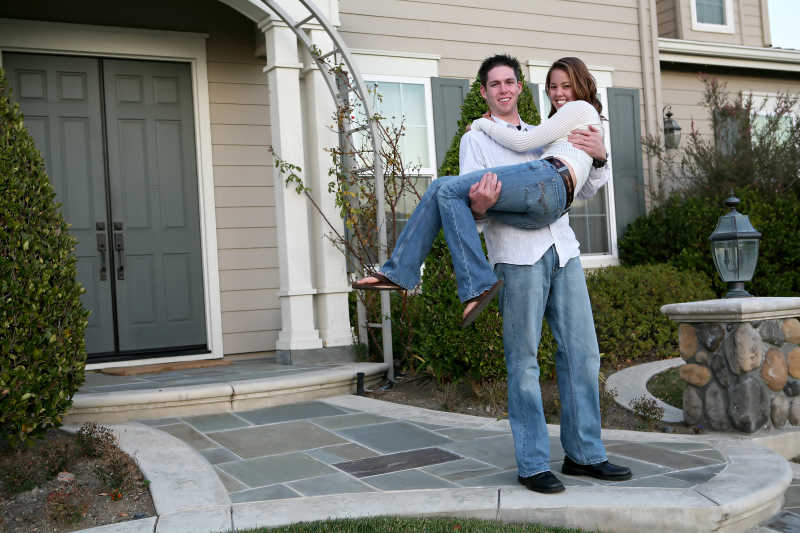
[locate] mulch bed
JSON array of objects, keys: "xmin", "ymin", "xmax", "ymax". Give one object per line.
[{"xmin": 0, "ymin": 428, "xmax": 155, "ymax": 533}]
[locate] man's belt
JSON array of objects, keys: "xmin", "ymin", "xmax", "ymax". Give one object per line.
[{"xmin": 544, "ymin": 157, "xmax": 574, "ymax": 212}]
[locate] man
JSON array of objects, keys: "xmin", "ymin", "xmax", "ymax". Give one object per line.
[{"xmin": 460, "ymin": 54, "xmax": 631, "ymax": 493}]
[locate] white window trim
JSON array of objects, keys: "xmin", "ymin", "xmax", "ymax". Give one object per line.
[
  {"xmin": 0, "ymin": 18, "xmax": 224, "ymax": 369},
  {"xmin": 361, "ymin": 74, "xmax": 439, "ymax": 179},
  {"xmin": 690, "ymin": 0, "xmax": 735, "ymax": 34},
  {"xmin": 527, "ymin": 61, "xmax": 619, "ymax": 268}
]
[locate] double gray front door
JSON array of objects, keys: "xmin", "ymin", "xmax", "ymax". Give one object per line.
[{"xmin": 5, "ymin": 53, "xmax": 207, "ymax": 361}]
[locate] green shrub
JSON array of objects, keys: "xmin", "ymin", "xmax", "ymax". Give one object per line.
[
  {"xmin": 586, "ymin": 264, "xmax": 715, "ymax": 366},
  {"xmin": 619, "ymin": 189, "xmax": 800, "ymax": 297},
  {"xmin": 413, "ymin": 234, "xmax": 506, "ymax": 383},
  {"xmin": 0, "ymin": 69, "xmax": 89, "ymax": 448}
]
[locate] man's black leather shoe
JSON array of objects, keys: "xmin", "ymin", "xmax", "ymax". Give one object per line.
[
  {"xmin": 517, "ymin": 471, "xmax": 565, "ymax": 493},
  {"xmin": 561, "ymin": 455, "xmax": 632, "ymax": 481}
]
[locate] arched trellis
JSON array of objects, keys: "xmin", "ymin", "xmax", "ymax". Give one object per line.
[{"xmin": 224, "ymin": 0, "xmax": 394, "ymax": 380}]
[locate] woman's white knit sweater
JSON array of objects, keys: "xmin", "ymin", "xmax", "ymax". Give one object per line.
[{"xmin": 471, "ymin": 100, "xmax": 601, "ymax": 193}]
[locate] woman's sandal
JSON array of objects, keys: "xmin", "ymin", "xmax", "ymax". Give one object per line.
[
  {"xmin": 461, "ymin": 279, "xmax": 503, "ymax": 328},
  {"xmin": 352, "ymin": 273, "xmax": 403, "ymax": 291}
]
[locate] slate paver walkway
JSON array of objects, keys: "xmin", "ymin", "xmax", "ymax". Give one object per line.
[{"xmin": 138, "ymin": 400, "xmax": 730, "ymax": 504}]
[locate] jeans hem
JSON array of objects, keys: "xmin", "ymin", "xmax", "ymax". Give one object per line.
[{"xmin": 518, "ymin": 467, "xmax": 552, "ymax": 478}]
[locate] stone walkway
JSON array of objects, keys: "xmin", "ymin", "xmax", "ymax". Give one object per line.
[{"xmin": 69, "ymin": 359, "xmax": 798, "ymax": 532}]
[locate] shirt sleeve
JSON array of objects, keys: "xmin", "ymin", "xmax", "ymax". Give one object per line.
[
  {"xmin": 458, "ymin": 132, "xmax": 488, "ymax": 232},
  {"xmin": 471, "ymin": 100, "xmax": 598, "ymax": 153},
  {"xmin": 576, "ymin": 163, "xmax": 611, "ymax": 200},
  {"xmin": 458, "ymin": 131, "xmax": 486, "ymax": 175}
]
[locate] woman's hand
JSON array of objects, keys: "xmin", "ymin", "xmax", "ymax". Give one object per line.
[
  {"xmin": 568, "ymin": 125, "xmax": 605, "ymax": 160},
  {"xmin": 466, "ymin": 112, "xmax": 494, "ymax": 132}
]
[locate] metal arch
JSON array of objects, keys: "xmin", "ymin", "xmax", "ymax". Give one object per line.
[{"xmin": 256, "ymin": 0, "xmax": 393, "ymax": 380}]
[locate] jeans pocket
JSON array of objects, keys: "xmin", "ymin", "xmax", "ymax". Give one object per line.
[{"xmin": 524, "ymin": 179, "xmax": 559, "ymax": 218}]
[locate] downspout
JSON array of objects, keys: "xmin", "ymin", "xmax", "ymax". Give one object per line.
[{"xmin": 638, "ymin": 0, "xmax": 661, "ymax": 209}]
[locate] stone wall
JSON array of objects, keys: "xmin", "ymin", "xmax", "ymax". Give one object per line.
[{"xmin": 679, "ymin": 318, "xmax": 800, "ymax": 433}]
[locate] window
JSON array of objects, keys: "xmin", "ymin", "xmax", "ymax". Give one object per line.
[
  {"xmin": 363, "ymin": 76, "xmax": 437, "ymax": 238},
  {"xmin": 691, "ymin": 0, "xmax": 735, "ymax": 33},
  {"xmin": 530, "ymin": 61, "xmax": 618, "ymax": 266}
]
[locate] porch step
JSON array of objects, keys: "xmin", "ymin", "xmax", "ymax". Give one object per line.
[{"xmin": 67, "ymin": 361, "xmax": 389, "ymax": 424}]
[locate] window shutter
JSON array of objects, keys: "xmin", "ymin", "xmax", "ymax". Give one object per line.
[
  {"xmin": 431, "ymin": 77, "xmax": 470, "ymax": 169},
  {"xmin": 607, "ymin": 87, "xmax": 646, "ymax": 237},
  {"xmin": 528, "ymin": 83, "xmax": 540, "ymax": 114}
]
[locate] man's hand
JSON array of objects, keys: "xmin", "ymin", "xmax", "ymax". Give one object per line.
[
  {"xmin": 469, "ymin": 172, "xmax": 501, "ymax": 219},
  {"xmin": 568, "ymin": 125, "xmax": 605, "ymax": 160}
]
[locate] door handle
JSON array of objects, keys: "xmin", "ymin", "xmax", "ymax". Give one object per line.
[
  {"xmin": 113, "ymin": 221, "xmax": 125, "ymax": 280},
  {"xmin": 96, "ymin": 222, "xmax": 107, "ymax": 281}
]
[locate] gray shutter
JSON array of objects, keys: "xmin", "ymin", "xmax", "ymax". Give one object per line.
[
  {"xmin": 528, "ymin": 83, "xmax": 540, "ymax": 114},
  {"xmin": 607, "ymin": 87, "xmax": 646, "ymax": 237},
  {"xmin": 431, "ymin": 77, "xmax": 470, "ymax": 169}
]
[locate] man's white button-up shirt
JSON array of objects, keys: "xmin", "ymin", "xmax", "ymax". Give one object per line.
[{"xmin": 458, "ymin": 115, "xmax": 609, "ymax": 268}]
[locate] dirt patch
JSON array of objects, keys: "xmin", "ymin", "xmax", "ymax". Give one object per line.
[
  {"xmin": 0, "ymin": 428, "xmax": 155, "ymax": 533},
  {"xmin": 366, "ymin": 370, "xmax": 697, "ymax": 435}
]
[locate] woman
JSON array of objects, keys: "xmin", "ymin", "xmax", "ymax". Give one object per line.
[{"xmin": 355, "ymin": 57, "xmax": 604, "ymax": 326}]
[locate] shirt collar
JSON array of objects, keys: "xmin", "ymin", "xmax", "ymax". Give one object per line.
[{"xmin": 490, "ymin": 114, "xmax": 530, "ymax": 131}]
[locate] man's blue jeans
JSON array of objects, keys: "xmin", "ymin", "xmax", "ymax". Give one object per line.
[
  {"xmin": 496, "ymin": 248, "xmax": 607, "ymax": 477},
  {"xmin": 381, "ymin": 159, "xmax": 567, "ymax": 302}
]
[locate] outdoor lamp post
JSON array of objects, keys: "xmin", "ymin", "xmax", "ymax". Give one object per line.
[
  {"xmin": 663, "ymin": 105, "xmax": 682, "ymax": 149},
  {"xmin": 708, "ymin": 194, "xmax": 761, "ymax": 298}
]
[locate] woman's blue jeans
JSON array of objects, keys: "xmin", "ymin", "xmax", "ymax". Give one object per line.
[
  {"xmin": 381, "ymin": 159, "xmax": 567, "ymax": 302},
  {"xmin": 496, "ymin": 252, "xmax": 606, "ymax": 477}
]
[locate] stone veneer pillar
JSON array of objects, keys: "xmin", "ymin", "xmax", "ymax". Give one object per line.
[
  {"xmin": 661, "ymin": 297, "xmax": 800, "ymax": 433},
  {"xmin": 260, "ymin": 18, "xmax": 323, "ymax": 355}
]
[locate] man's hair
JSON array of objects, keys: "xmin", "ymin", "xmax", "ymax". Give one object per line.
[
  {"xmin": 478, "ymin": 54, "xmax": 522, "ymax": 87},
  {"xmin": 545, "ymin": 57, "xmax": 603, "ymax": 118}
]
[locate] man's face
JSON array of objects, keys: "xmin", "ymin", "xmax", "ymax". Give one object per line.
[{"xmin": 480, "ymin": 65, "xmax": 522, "ymax": 119}]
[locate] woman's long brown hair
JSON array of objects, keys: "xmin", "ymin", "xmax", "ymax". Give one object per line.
[{"xmin": 545, "ymin": 57, "xmax": 603, "ymax": 118}]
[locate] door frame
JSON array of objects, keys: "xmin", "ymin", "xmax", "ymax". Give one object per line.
[{"xmin": 0, "ymin": 18, "xmax": 224, "ymax": 369}]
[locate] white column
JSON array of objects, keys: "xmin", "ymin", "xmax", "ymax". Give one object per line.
[
  {"xmin": 261, "ymin": 18, "xmax": 322, "ymax": 351},
  {"xmin": 301, "ymin": 28, "xmax": 354, "ymax": 348}
]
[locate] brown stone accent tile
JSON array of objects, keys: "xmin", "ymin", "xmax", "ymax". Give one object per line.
[
  {"xmin": 784, "ymin": 318, "xmax": 800, "ymax": 345},
  {"xmin": 679, "ymin": 324, "xmax": 699, "ymax": 360},
  {"xmin": 679, "ymin": 364, "xmax": 712, "ymax": 387},
  {"xmin": 762, "ymin": 348, "xmax": 789, "ymax": 391},
  {"xmin": 789, "ymin": 347, "xmax": 800, "ymax": 379}
]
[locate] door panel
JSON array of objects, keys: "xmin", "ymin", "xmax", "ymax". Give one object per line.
[
  {"xmin": 5, "ymin": 53, "xmax": 115, "ymax": 354},
  {"xmin": 102, "ymin": 59, "xmax": 206, "ymax": 352}
]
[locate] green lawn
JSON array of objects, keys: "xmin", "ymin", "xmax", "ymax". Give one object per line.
[
  {"xmin": 236, "ymin": 516, "xmax": 590, "ymax": 532},
  {"xmin": 646, "ymin": 366, "xmax": 685, "ymax": 409}
]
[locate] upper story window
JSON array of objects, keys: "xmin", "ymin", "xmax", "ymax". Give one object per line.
[{"xmin": 691, "ymin": 0, "xmax": 735, "ymax": 34}]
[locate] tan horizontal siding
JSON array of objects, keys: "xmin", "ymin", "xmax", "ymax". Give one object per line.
[
  {"xmin": 222, "ymin": 309, "xmax": 281, "ymax": 334},
  {"xmin": 217, "ymin": 228, "xmax": 277, "ymax": 249},
  {"xmin": 211, "ymin": 17, "xmax": 280, "ymax": 360},
  {"xmin": 210, "ymin": 103, "xmax": 270, "ymax": 126},
  {"xmin": 213, "ymin": 166, "xmax": 272, "ymax": 187},
  {"xmin": 661, "ymin": 69, "xmax": 800, "ymax": 138},
  {"xmin": 656, "ymin": 0, "xmax": 678, "ymax": 38},
  {"xmin": 221, "ymin": 289, "xmax": 280, "ymax": 312},
  {"xmin": 222, "ymin": 331, "xmax": 280, "ymax": 355},
  {"xmin": 219, "ymin": 268, "xmax": 280, "ymax": 292},
  {"xmin": 218, "ymin": 249, "xmax": 278, "ymax": 271},
  {"xmin": 211, "ymin": 124, "xmax": 271, "ymax": 146}
]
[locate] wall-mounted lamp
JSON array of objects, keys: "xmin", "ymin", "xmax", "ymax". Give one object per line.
[{"xmin": 663, "ymin": 105, "xmax": 682, "ymax": 150}]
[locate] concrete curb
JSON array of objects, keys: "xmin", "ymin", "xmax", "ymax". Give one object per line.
[
  {"xmin": 605, "ymin": 357, "xmax": 685, "ymax": 423},
  {"xmin": 66, "ymin": 362, "xmax": 388, "ymax": 424}
]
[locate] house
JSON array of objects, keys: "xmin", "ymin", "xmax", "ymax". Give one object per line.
[{"xmin": 1, "ymin": 0, "xmax": 795, "ymax": 369}]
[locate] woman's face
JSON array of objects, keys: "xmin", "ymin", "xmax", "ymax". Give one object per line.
[{"xmin": 547, "ymin": 68, "xmax": 575, "ymax": 111}]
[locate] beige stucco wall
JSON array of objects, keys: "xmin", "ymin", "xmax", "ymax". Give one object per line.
[{"xmin": 660, "ymin": 66, "xmax": 800, "ymax": 139}]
